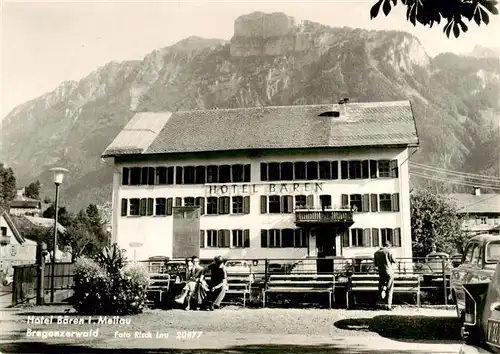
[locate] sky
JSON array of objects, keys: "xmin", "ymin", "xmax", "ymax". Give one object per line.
[{"xmin": 1, "ymin": 0, "xmax": 499, "ymax": 119}]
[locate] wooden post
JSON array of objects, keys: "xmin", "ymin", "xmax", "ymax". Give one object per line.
[
  {"xmin": 443, "ymin": 259, "xmax": 448, "ymax": 305},
  {"xmin": 36, "ymin": 242, "xmax": 47, "ymax": 306}
]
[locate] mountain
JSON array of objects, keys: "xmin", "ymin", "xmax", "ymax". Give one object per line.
[
  {"xmin": 465, "ymin": 45, "xmax": 500, "ymax": 59},
  {"xmin": 2, "ymin": 12, "xmax": 499, "ymax": 212}
]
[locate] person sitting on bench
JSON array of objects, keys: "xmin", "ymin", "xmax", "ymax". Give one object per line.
[{"xmin": 175, "ymin": 256, "xmax": 206, "ymax": 310}]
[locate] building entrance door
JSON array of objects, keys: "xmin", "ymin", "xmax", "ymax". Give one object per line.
[{"xmin": 316, "ymin": 228, "xmax": 336, "ymax": 274}]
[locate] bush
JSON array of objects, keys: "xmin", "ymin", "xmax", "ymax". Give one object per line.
[{"xmin": 72, "ymin": 244, "xmax": 150, "ymax": 315}]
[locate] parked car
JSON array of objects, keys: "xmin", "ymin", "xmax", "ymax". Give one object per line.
[
  {"xmin": 451, "ymin": 234, "xmax": 500, "ymax": 321},
  {"xmin": 459, "ymin": 259, "xmax": 500, "ymax": 353},
  {"xmin": 225, "ymin": 260, "xmax": 255, "ymax": 283},
  {"xmin": 163, "ymin": 259, "xmax": 189, "ymax": 283}
]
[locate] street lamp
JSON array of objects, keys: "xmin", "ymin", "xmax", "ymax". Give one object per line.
[{"xmin": 48, "ymin": 167, "xmax": 68, "ymax": 303}]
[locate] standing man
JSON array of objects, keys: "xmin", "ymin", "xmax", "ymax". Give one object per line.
[
  {"xmin": 374, "ymin": 240, "xmax": 396, "ymax": 310},
  {"xmin": 205, "ymin": 255, "xmax": 228, "ymax": 311}
]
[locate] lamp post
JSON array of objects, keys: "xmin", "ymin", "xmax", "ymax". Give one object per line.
[{"xmin": 48, "ymin": 167, "xmax": 68, "ymax": 303}]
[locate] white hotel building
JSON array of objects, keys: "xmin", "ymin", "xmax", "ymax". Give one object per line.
[{"xmin": 102, "ymin": 100, "xmax": 419, "ymax": 271}]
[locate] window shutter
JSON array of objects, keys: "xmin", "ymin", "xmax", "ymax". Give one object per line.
[
  {"xmin": 260, "ymin": 230, "xmax": 268, "ymax": 247},
  {"xmin": 340, "ymin": 160, "xmax": 349, "ymax": 179},
  {"xmin": 260, "ymin": 163, "xmax": 268, "ymax": 181},
  {"xmin": 147, "ymin": 198, "xmax": 154, "ymax": 215},
  {"xmin": 371, "ymin": 228, "xmax": 379, "ymax": 247},
  {"xmin": 341, "ymin": 229, "xmax": 350, "ymax": 247},
  {"xmin": 243, "ymin": 196, "xmax": 250, "ymax": 214},
  {"xmin": 244, "ymin": 229, "xmax": 250, "ymax": 247},
  {"xmin": 280, "ymin": 196, "xmax": 286, "ymax": 213},
  {"xmin": 175, "ymin": 197, "xmax": 182, "ymax": 207},
  {"xmin": 218, "ymin": 197, "xmax": 224, "ymax": 214},
  {"xmin": 341, "ymin": 194, "xmax": 349, "ymax": 209},
  {"xmin": 370, "ymin": 194, "xmax": 378, "ymax": 212},
  {"xmin": 369, "ymin": 160, "xmax": 378, "ymax": 178},
  {"xmin": 394, "ymin": 228, "xmax": 401, "ymax": 247},
  {"xmin": 148, "ymin": 167, "xmax": 155, "ymax": 185},
  {"xmin": 121, "ymin": 199, "xmax": 128, "ymax": 216},
  {"xmin": 175, "ymin": 166, "xmax": 183, "ymax": 184},
  {"xmin": 260, "ymin": 196, "xmax": 267, "ymax": 214},
  {"xmin": 218, "ymin": 230, "xmax": 224, "ymax": 248},
  {"xmin": 196, "ymin": 197, "xmax": 205, "ymax": 215},
  {"xmin": 391, "ymin": 193, "xmax": 400, "ymax": 212},
  {"xmin": 306, "ymin": 195, "xmax": 314, "ymax": 208},
  {"xmin": 224, "ymin": 197, "xmax": 230, "ymax": 214},
  {"xmin": 224, "ymin": 230, "xmax": 230, "ymax": 247},
  {"xmin": 362, "ymin": 194, "xmax": 370, "ymax": 212},
  {"xmin": 200, "ymin": 230, "xmax": 205, "ymax": 248},
  {"xmin": 390, "ymin": 160, "xmax": 399, "ymax": 178},
  {"xmin": 244, "ymin": 164, "xmax": 251, "ymax": 182},
  {"xmin": 363, "ymin": 228, "xmax": 371, "ymax": 247},
  {"xmin": 166, "ymin": 198, "xmax": 173, "ymax": 215},
  {"xmin": 287, "ymin": 195, "xmax": 293, "ymax": 213},
  {"xmin": 140, "ymin": 198, "xmax": 147, "ymax": 216},
  {"xmin": 122, "ymin": 168, "xmax": 130, "ymax": 185}
]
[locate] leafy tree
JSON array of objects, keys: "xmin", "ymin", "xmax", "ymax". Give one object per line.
[
  {"xmin": 411, "ymin": 188, "xmax": 469, "ymax": 258},
  {"xmin": 86, "ymin": 204, "xmax": 109, "ymax": 247},
  {"xmin": 0, "ymin": 163, "xmax": 17, "ymax": 210},
  {"xmin": 42, "ymin": 205, "xmax": 72, "ymax": 227},
  {"xmin": 24, "ymin": 180, "xmax": 41, "ymax": 200},
  {"xmin": 61, "ymin": 218, "xmax": 99, "ymax": 262},
  {"xmin": 22, "ymin": 225, "xmax": 59, "ymax": 252},
  {"xmin": 370, "ymin": 0, "xmax": 499, "ymax": 38}
]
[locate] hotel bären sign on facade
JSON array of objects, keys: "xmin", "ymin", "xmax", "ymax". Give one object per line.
[{"xmin": 102, "ymin": 100, "xmax": 419, "ymax": 265}]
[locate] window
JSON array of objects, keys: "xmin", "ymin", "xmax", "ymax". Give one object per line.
[
  {"xmin": 268, "ymin": 162, "xmax": 280, "ymax": 181},
  {"xmin": 295, "ymin": 195, "xmax": 307, "ymax": 209},
  {"xmin": 370, "ymin": 194, "xmax": 379, "ymax": 212},
  {"xmin": 219, "ymin": 165, "xmax": 231, "ymax": 183},
  {"xmin": 319, "ymin": 161, "xmax": 331, "ymax": 179},
  {"xmin": 207, "ymin": 197, "xmax": 218, "ymax": 215},
  {"xmin": 195, "ymin": 197, "xmax": 205, "ymax": 215},
  {"xmin": 184, "ymin": 197, "xmax": 195, "ymax": 207},
  {"xmin": 471, "ymin": 244, "xmax": 481, "ymax": 264},
  {"xmin": 331, "ymin": 161, "xmax": 339, "ymax": 179},
  {"xmin": 294, "ymin": 229, "xmax": 308, "ymax": 247},
  {"xmin": 195, "ymin": 166, "xmax": 206, "ymax": 184},
  {"xmin": 350, "ymin": 194, "xmax": 362, "ymax": 211},
  {"xmin": 389, "ymin": 160, "xmax": 399, "ymax": 178},
  {"xmin": 480, "ymin": 217, "xmax": 487, "ymax": 225},
  {"xmin": 167, "ymin": 167, "xmax": 174, "ymax": 184},
  {"xmin": 207, "ymin": 165, "xmax": 218, "ymax": 183},
  {"xmin": 156, "ymin": 167, "xmax": 167, "ymax": 184},
  {"xmin": 378, "ymin": 160, "xmax": 390, "ymax": 178},
  {"xmin": 243, "ymin": 164, "xmax": 251, "ymax": 182},
  {"xmin": 381, "ymin": 228, "xmax": 393, "ymax": 245},
  {"xmin": 232, "ymin": 196, "xmax": 243, "ymax": 214},
  {"xmin": 348, "ymin": 161, "xmax": 362, "ymax": 179},
  {"xmin": 175, "ymin": 167, "xmax": 183, "ymax": 184},
  {"xmin": 486, "ymin": 242, "xmax": 500, "ymax": 263},
  {"xmin": 281, "ymin": 195, "xmax": 293, "ymax": 213},
  {"xmin": 281, "ymin": 162, "xmax": 293, "ymax": 181},
  {"xmin": 122, "ymin": 168, "xmax": 130, "ymax": 185},
  {"xmin": 369, "ymin": 160, "xmax": 378, "ymax": 178},
  {"xmin": 130, "ymin": 167, "xmax": 141, "ymax": 185},
  {"xmin": 129, "ymin": 198, "xmax": 140, "ymax": 216},
  {"xmin": 218, "ymin": 229, "xmax": 231, "ymax": 248},
  {"xmin": 141, "ymin": 167, "xmax": 154, "ymax": 185},
  {"xmin": 269, "ymin": 229, "xmax": 281, "ymax": 247},
  {"xmin": 232, "ymin": 230, "xmax": 250, "ymax": 248},
  {"xmin": 218, "ymin": 196, "xmax": 230, "ymax": 215},
  {"xmin": 260, "ymin": 163, "xmax": 268, "ymax": 181},
  {"xmin": 306, "ymin": 161, "xmax": 318, "ymax": 180},
  {"xmin": 207, "ymin": 230, "xmax": 218, "ymax": 247},
  {"xmin": 340, "ymin": 161, "xmax": 348, "ymax": 179},
  {"xmin": 183, "ymin": 166, "xmax": 195, "ymax": 184},
  {"xmin": 156, "ymin": 198, "xmax": 166, "ymax": 215},
  {"xmin": 320, "ymin": 195, "xmax": 332, "ymax": 210},
  {"xmin": 361, "ymin": 160, "xmax": 369, "ymax": 179},
  {"xmin": 232, "ymin": 164, "xmax": 244, "ymax": 182},
  {"xmin": 351, "ymin": 229, "xmax": 364, "ymax": 247},
  {"xmin": 294, "ymin": 162, "xmax": 306, "ymax": 180},
  {"xmin": 175, "ymin": 197, "xmax": 182, "ymax": 206},
  {"xmin": 261, "ymin": 230, "xmax": 268, "ymax": 247},
  {"xmin": 379, "ymin": 194, "xmax": 392, "ymax": 212},
  {"xmin": 269, "ymin": 196, "xmax": 281, "ymax": 213},
  {"xmin": 282, "ymin": 229, "xmax": 294, "ymax": 247},
  {"xmin": 121, "ymin": 199, "xmax": 128, "ymax": 216}
]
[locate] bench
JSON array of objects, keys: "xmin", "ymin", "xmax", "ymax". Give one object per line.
[
  {"xmin": 146, "ymin": 273, "xmax": 171, "ymax": 306},
  {"xmin": 347, "ymin": 273, "xmax": 420, "ymax": 309},
  {"xmin": 262, "ymin": 274, "xmax": 335, "ymax": 309},
  {"xmin": 204, "ymin": 273, "xmax": 252, "ymax": 308}
]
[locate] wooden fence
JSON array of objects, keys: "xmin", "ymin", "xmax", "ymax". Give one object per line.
[{"xmin": 12, "ymin": 262, "xmax": 74, "ymax": 305}]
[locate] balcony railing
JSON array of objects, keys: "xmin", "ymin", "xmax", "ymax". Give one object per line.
[
  {"xmin": 295, "ymin": 209, "xmax": 354, "ymax": 225},
  {"xmin": 0, "ymin": 235, "xmax": 10, "ymax": 245}
]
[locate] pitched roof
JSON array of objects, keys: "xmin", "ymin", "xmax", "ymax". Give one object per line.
[
  {"xmin": 102, "ymin": 101, "xmax": 419, "ymax": 157},
  {"xmin": 9, "ymin": 215, "xmax": 66, "ymax": 236},
  {"xmin": 446, "ymin": 193, "xmax": 500, "ymax": 214},
  {"xmin": 0, "ymin": 208, "xmax": 25, "ymax": 244}
]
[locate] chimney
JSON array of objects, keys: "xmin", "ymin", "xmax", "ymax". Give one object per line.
[
  {"xmin": 338, "ymin": 98, "xmax": 349, "ymax": 115},
  {"xmin": 473, "ymin": 186, "xmax": 481, "ymax": 196}
]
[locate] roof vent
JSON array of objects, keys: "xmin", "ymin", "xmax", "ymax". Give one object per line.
[{"xmin": 318, "ymin": 111, "xmax": 340, "ymax": 117}]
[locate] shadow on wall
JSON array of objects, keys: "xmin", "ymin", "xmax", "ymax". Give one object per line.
[
  {"xmin": 0, "ymin": 342, "xmax": 455, "ymax": 354},
  {"xmin": 334, "ymin": 315, "xmax": 462, "ymax": 344}
]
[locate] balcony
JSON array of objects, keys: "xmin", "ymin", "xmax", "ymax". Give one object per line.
[
  {"xmin": 295, "ymin": 209, "xmax": 354, "ymax": 227},
  {"xmin": 0, "ymin": 235, "xmax": 10, "ymax": 245}
]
